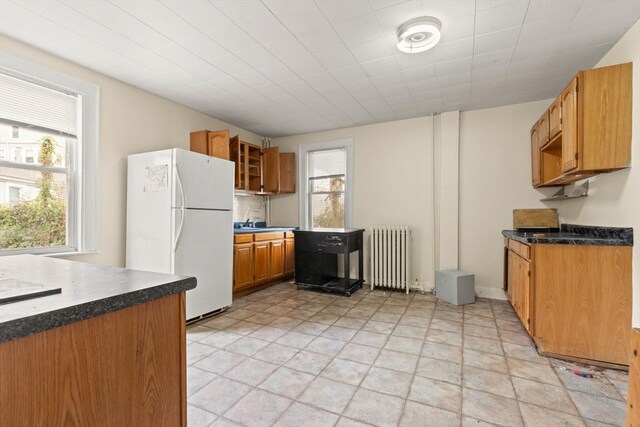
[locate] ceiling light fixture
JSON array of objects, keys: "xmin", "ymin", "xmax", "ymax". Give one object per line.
[{"xmin": 396, "ymin": 17, "xmax": 442, "ymax": 54}]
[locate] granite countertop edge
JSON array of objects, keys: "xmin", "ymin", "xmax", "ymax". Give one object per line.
[
  {"xmin": 0, "ymin": 277, "xmax": 195, "ymax": 344},
  {"xmin": 502, "ymin": 230, "xmax": 633, "ymax": 247}
]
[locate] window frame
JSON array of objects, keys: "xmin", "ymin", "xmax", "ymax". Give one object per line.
[
  {"xmin": 0, "ymin": 53, "xmax": 99, "ymax": 256},
  {"xmin": 298, "ymin": 138, "xmax": 354, "ymax": 229}
]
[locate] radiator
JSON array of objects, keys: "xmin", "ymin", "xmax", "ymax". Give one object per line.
[{"xmin": 370, "ymin": 226, "xmax": 412, "ymax": 293}]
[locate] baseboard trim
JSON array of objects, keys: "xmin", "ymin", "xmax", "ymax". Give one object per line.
[{"xmin": 475, "ymin": 286, "xmax": 507, "ymax": 300}]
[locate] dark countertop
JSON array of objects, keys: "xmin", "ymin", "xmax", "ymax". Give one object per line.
[
  {"xmin": 503, "ymin": 224, "xmax": 633, "ymax": 246},
  {"xmin": 234, "ymin": 227, "xmax": 297, "ymax": 234},
  {"xmin": 295, "ymin": 228, "xmax": 365, "ymax": 234},
  {"xmin": 0, "ymin": 255, "xmax": 196, "ymax": 343}
]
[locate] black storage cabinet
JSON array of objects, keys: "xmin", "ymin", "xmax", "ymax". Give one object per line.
[{"xmin": 294, "ymin": 228, "xmax": 365, "ymax": 296}]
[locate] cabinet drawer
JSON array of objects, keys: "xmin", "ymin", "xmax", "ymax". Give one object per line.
[
  {"xmin": 285, "ymin": 231, "xmax": 295, "ymax": 239},
  {"xmin": 234, "ymin": 234, "xmax": 253, "ymax": 244},
  {"xmin": 508, "ymin": 239, "xmax": 531, "ymax": 260},
  {"xmin": 254, "ymin": 232, "xmax": 285, "ymax": 242}
]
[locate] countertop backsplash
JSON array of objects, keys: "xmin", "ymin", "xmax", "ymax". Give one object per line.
[{"xmin": 234, "ymin": 195, "xmax": 266, "ymax": 223}]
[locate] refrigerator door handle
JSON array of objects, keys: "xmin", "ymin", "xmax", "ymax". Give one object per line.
[
  {"xmin": 175, "ymin": 164, "xmax": 187, "ymax": 209},
  {"xmin": 173, "ymin": 207, "xmax": 185, "ymax": 252},
  {"xmin": 173, "ymin": 164, "xmax": 187, "ymax": 252}
]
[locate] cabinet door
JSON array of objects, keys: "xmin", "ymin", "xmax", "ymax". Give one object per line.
[
  {"xmin": 538, "ymin": 111, "xmax": 550, "ymax": 147},
  {"xmin": 207, "ymin": 130, "xmax": 230, "ymax": 160},
  {"xmin": 247, "ymin": 144, "xmax": 262, "ymax": 192},
  {"xmin": 254, "ymin": 242, "xmax": 270, "ymax": 284},
  {"xmin": 561, "ymin": 77, "xmax": 579, "ymax": 173},
  {"xmin": 548, "ymin": 96, "xmax": 561, "ymax": 138},
  {"xmin": 279, "ymin": 153, "xmax": 296, "ymax": 194},
  {"xmin": 233, "ymin": 243, "xmax": 254, "ymax": 290},
  {"xmin": 519, "ymin": 257, "xmax": 531, "ymax": 333},
  {"xmin": 270, "ymin": 240, "xmax": 285, "ymax": 280},
  {"xmin": 506, "ymin": 250, "xmax": 516, "ymax": 306},
  {"xmin": 531, "ymin": 124, "xmax": 541, "ymax": 187},
  {"xmin": 229, "ymin": 135, "xmax": 242, "ymax": 189},
  {"xmin": 262, "ymin": 147, "xmax": 280, "ymax": 194},
  {"xmin": 284, "ymin": 238, "xmax": 295, "ymax": 275}
]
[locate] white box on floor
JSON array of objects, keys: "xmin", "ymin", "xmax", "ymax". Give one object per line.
[{"xmin": 435, "ymin": 269, "xmax": 475, "ymax": 305}]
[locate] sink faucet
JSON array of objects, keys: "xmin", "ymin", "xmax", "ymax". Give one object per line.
[{"xmin": 244, "ymin": 218, "xmax": 252, "ymax": 227}]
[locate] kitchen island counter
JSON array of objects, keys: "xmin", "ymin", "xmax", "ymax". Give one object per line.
[
  {"xmin": 0, "ymin": 255, "xmax": 194, "ymax": 426},
  {"xmin": 0, "ymin": 254, "xmax": 196, "ymax": 343}
]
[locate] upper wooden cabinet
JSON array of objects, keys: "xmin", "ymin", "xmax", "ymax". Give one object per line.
[
  {"xmin": 190, "ymin": 130, "xmax": 230, "ymax": 160},
  {"xmin": 530, "ymin": 124, "xmax": 541, "ymax": 187},
  {"xmin": 229, "ymin": 137, "xmax": 295, "ymax": 195},
  {"xmin": 531, "ymin": 63, "xmax": 632, "ymax": 187},
  {"xmin": 548, "ymin": 96, "xmax": 561, "ymax": 138},
  {"xmin": 537, "ymin": 111, "xmax": 550, "ymax": 147},
  {"xmin": 561, "ymin": 77, "xmax": 579, "ymax": 173}
]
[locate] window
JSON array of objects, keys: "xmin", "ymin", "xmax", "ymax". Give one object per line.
[
  {"xmin": 8, "ymin": 186, "xmax": 20, "ymax": 204},
  {"xmin": 25, "ymin": 149, "xmax": 35, "ymax": 164},
  {"xmin": 13, "ymin": 146, "xmax": 22, "ymax": 162},
  {"xmin": 0, "ymin": 54, "xmax": 98, "ymax": 255},
  {"xmin": 299, "ymin": 138, "xmax": 354, "ymax": 229}
]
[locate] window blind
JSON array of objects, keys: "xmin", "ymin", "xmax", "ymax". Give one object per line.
[
  {"xmin": 308, "ymin": 148, "xmax": 346, "ymax": 179},
  {"xmin": 0, "ymin": 72, "xmax": 78, "ymax": 137}
]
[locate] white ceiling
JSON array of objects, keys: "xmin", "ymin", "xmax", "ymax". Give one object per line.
[{"xmin": 1, "ymin": 1, "xmax": 639, "ymax": 137}]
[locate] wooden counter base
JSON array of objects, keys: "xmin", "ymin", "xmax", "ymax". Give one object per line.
[{"xmin": 0, "ymin": 293, "xmax": 186, "ymax": 427}]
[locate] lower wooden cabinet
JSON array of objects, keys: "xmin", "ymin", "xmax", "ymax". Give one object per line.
[
  {"xmin": 233, "ymin": 243, "xmax": 253, "ymax": 291},
  {"xmin": 504, "ymin": 238, "xmax": 631, "ymax": 366},
  {"xmin": 505, "ymin": 243, "xmax": 531, "ymax": 333},
  {"xmin": 284, "ymin": 237, "xmax": 295, "ymax": 275},
  {"xmin": 253, "ymin": 241, "xmax": 271, "ymax": 285},
  {"xmin": 270, "ymin": 240, "xmax": 285, "ymax": 280},
  {"xmin": 233, "ymin": 232, "xmax": 295, "ymax": 296}
]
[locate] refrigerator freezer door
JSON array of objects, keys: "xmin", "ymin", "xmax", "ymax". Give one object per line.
[
  {"xmin": 173, "ymin": 208, "xmax": 233, "ymax": 320},
  {"xmin": 174, "ymin": 149, "xmax": 234, "ymax": 210}
]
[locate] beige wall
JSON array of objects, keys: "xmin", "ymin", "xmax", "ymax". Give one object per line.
[
  {"xmin": 560, "ymin": 20, "xmax": 640, "ymax": 326},
  {"xmin": 0, "ymin": 35, "xmax": 262, "ymax": 267},
  {"xmin": 270, "ymin": 116, "xmax": 436, "ymax": 288},
  {"xmin": 458, "ymin": 100, "xmax": 557, "ymax": 298}
]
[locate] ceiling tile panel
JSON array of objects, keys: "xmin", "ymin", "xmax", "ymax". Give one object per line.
[
  {"xmin": 236, "ymin": 12, "xmax": 291, "ymax": 44},
  {"xmin": 333, "ymin": 13, "xmax": 384, "ymax": 46},
  {"xmin": 517, "ymin": 13, "xmax": 575, "ymax": 45},
  {"xmin": 360, "ymin": 56, "xmax": 400, "ymax": 77},
  {"xmin": 210, "ymin": 0, "xmax": 270, "ymax": 22},
  {"xmin": 263, "ymin": 0, "xmax": 329, "ymax": 34},
  {"xmin": 316, "ymin": 0, "xmax": 373, "ymax": 23},
  {"xmin": 160, "ymin": 0, "xmax": 235, "ymax": 34},
  {"xmin": 264, "ymin": 37, "xmax": 309, "ymax": 62},
  {"xmin": 474, "ymin": 0, "xmax": 528, "ymax": 35},
  {"xmin": 373, "ymin": 0, "xmax": 424, "ymax": 31},
  {"xmin": 523, "ymin": 0, "xmax": 582, "ymax": 23},
  {"xmin": 204, "ymin": 24, "xmax": 260, "ymax": 52},
  {"xmin": 471, "ymin": 48, "xmax": 514, "ymax": 69},
  {"xmin": 473, "ymin": 27, "xmax": 520, "ymax": 55},
  {"xmin": 432, "ymin": 37, "xmax": 474, "ymax": 63},
  {"xmin": 235, "ymin": 45, "xmax": 281, "ymax": 69},
  {"xmin": 286, "ymin": 55, "xmax": 327, "ymax": 77},
  {"xmin": 64, "ymin": 0, "xmax": 172, "ymax": 50}
]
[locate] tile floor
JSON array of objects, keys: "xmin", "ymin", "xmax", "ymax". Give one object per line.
[{"xmin": 186, "ymin": 282, "xmax": 629, "ymax": 427}]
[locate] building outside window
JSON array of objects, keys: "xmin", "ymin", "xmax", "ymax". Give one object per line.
[
  {"xmin": 0, "ymin": 55, "xmax": 98, "ymax": 255},
  {"xmin": 299, "ymin": 138, "xmax": 354, "ymax": 230}
]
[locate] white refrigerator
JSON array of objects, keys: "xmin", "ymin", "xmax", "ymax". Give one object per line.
[{"xmin": 125, "ymin": 148, "xmax": 233, "ymax": 321}]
